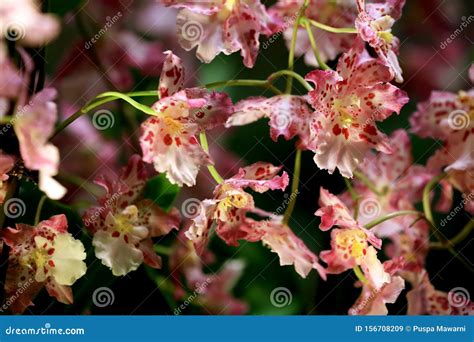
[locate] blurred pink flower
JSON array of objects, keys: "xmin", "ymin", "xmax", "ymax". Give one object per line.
[
  {"xmin": 0, "ymin": 0, "xmax": 60, "ymax": 47},
  {"xmin": 0, "ymin": 151, "xmax": 15, "ymax": 204},
  {"xmin": 411, "ymin": 64, "xmax": 474, "ymax": 213},
  {"xmin": 14, "ymin": 88, "xmax": 67, "ymax": 199},
  {"xmin": 170, "ymin": 232, "xmax": 247, "ymax": 314}
]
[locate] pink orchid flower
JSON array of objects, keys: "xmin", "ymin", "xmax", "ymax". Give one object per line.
[
  {"xmin": 170, "ymin": 232, "xmax": 247, "ymax": 314},
  {"xmin": 407, "ymin": 270, "xmax": 474, "ymax": 315},
  {"xmin": 355, "ymin": 0, "xmax": 405, "ymax": 82},
  {"xmin": 225, "ymin": 95, "xmax": 317, "ymax": 150},
  {"xmin": 411, "ymin": 64, "xmax": 474, "ymax": 213},
  {"xmin": 0, "ymin": 151, "xmax": 14, "ymax": 204},
  {"xmin": 160, "ymin": 0, "xmax": 274, "ymax": 67},
  {"xmin": 1, "ymin": 214, "xmax": 87, "ymax": 314},
  {"xmin": 83, "ymin": 155, "xmax": 180, "ymax": 276},
  {"xmin": 14, "ymin": 88, "xmax": 67, "ymax": 200},
  {"xmin": 305, "ymin": 38, "xmax": 408, "ymax": 177},
  {"xmin": 186, "ymin": 162, "xmax": 325, "ymax": 278},
  {"xmin": 349, "ymin": 257, "xmax": 405, "ymax": 315},
  {"xmin": 140, "ymin": 51, "xmax": 233, "ymax": 187},
  {"xmin": 342, "ymin": 130, "xmax": 431, "ymax": 236},
  {"xmin": 316, "ymin": 188, "xmax": 389, "ymax": 287}
]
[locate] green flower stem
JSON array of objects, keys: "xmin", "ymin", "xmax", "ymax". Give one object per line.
[
  {"xmin": 353, "ymin": 265, "xmax": 368, "ymax": 285},
  {"xmin": 286, "ymin": 0, "xmax": 310, "ymax": 93},
  {"xmin": 303, "ymin": 18, "xmax": 330, "ymax": 71},
  {"xmin": 34, "ymin": 195, "xmax": 47, "ymax": 225},
  {"xmin": 52, "ymin": 96, "xmax": 120, "ymax": 138},
  {"xmin": 199, "ymin": 132, "xmax": 224, "ymax": 184},
  {"xmin": 430, "ymin": 220, "xmax": 474, "ymax": 249},
  {"xmin": 422, "ymin": 173, "xmax": 447, "ymax": 227},
  {"xmin": 344, "ymin": 177, "xmax": 360, "ymax": 220},
  {"xmin": 308, "ymin": 19, "xmax": 358, "ymax": 34},
  {"xmin": 96, "ymin": 92, "xmax": 157, "ymax": 115},
  {"xmin": 283, "ymin": 149, "xmax": 302, "ymax": 225},
  {"xmin": 353, "ymin": 170, "xmax": 384, "ymax": 196},
  {"xmin": 268, "ymin": 70, "xmax": 314, "ymax": 92},
  {"xmin": 153, "ymin": 244, "xmax": 172, "ymax": 256},
  {"xmin": 365, "ymin": 210, "xmax": 423, "ymax": 230},
  {"xmin": 205, "ymin": 79, "xmax": 282, "ymax": 95}
]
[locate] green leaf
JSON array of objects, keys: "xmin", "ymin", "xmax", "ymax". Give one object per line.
[{"xmin": 143, "ymin": 174, "xmax": 180, "ymax": 211}]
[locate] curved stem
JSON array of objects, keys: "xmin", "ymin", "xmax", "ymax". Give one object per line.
[
  {"xmin": 205, "ymin": 79, "xmax": 282, "ymax": 95},
  {"xmin": 353, "ymin": 170, "xmax": 383, "ymax": 196},
  {"xmin": 286, "ymin": 0, "xmax": 310, "ymax": 93},
  {"xmin": 303, "ymin": 19, "xmax": 330, "ymax": 71},
  {"xmin": 52, "ymin": 96, "xmax": 119, "ymax": 138},
  {"xmin": 344, "ymin": 177, "xmax": 360, "ymax": 220},
  {"xmin": 365, "ymin": 210, "xmax": 423, "ymax": 230},
  {"xmin": 430, "ymin": 219, "xmax": 474, "ymax": 249},
  {"xmin": 422, "ymin": 173, "xmax": 447, "ymax": 226},
  {"xmin": 283, "ymin": 149, "xmax": 302, "ymax": 225},
  {"xmin": 96, "ymin": 92, "xmax": 157, "ymax": 115},
  {"xmin": 52, "ymin": 92, "xmax": 157, "ymax": 138},
  {"xmin": 268, "ymin": 70, "xmax": 313, "ymax": 92},
  {"xmin": 308, "ymin": 19, "xmax": 358, "ymax": 34},
  {"xmin": 34, "ymin": 195, "xmax": 47, "ymax": 225},
  {"xmin": 353, "ymin": 265, "xmax": 368, "ymax": 285},
  {"xmin": 199, "ymin": 132, "xmax": 224, "ymax": 184}
]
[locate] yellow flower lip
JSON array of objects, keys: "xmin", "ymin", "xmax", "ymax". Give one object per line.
[
  {"xmin": 164, "ymin": 117, "xmax": 184, "ymax": 135},
  {"xmin": 218, "ymin": 0, "xmax": 238, "ymax": 21},
  {"xmin": 378, "ymin": 31, "xmax": 394, "ymax": 44}
]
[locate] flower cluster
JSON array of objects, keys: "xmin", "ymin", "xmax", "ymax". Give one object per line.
[{"xmin": 0, "ymin": 0, "xmax": 471, "ymax": 316}]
